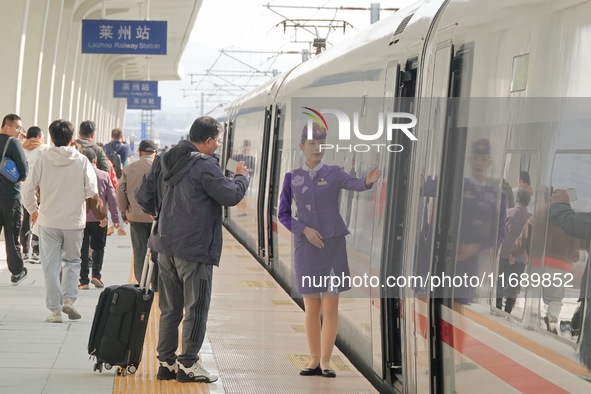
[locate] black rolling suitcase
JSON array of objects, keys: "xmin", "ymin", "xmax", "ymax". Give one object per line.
[{"xmin": 88, "ymin": 251, "xmax": 155, "ymax": 375}]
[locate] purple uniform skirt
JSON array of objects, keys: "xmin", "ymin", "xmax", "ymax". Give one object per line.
[{"xmin": 293, "ymin": 235, "xmax": 351, "ymax": 294}]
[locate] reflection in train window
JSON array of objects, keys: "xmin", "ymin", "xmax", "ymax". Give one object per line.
[
  {"xmin": 497, "ymin": 151, "xmax": 538, "ymax": 322},
  {"xmin": 543, "ymin": 152, "xmax": 591, "ymax": 340}
]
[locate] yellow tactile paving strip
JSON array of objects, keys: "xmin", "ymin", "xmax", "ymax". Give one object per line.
[{"xmin": 112, "ymin": 266, "xmax": 210, "ymax": 394}]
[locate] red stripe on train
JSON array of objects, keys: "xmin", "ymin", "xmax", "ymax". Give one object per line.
[{"xmin": 439, "ymin": 318, "xmax": 568, "ymax": 393}]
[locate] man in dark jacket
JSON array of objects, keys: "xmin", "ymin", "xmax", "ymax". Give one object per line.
[
  {"xmin": 75, "ymin": 120, "xmax": 110, "ymax": 172},
  {"xmin": 136, "ymin": 116, "xmax": 249, "ymax": 384},
  {"xmin": 549, "ymin": 188, "xmax": 591, "ymax": 370},
  {"xmin": 0, "ymin": 114, "xmax": 28, "ymax": 285}
]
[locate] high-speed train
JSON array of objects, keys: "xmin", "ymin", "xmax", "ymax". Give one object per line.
[{"xmin": 213, "ymin": 0, "xmax": 591, "ymax": 392}]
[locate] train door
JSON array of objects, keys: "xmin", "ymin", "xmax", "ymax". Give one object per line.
[
  {"xmin": 369, "ymin": 61, "xmax": 400, "ymax": 379},
  {"xmin": 369, "ymin": 58, "xmax": 417, "ymax": 387},
  {"xmin": 256, "ymin": 106, "xmax": 273, "ymax": 263},
  {"xmin": 423, "ymin": 42, "xmax": 456, "ymax": 394},
  {"xmin": 259, "ymin": 106, "xmax": 282, "ymax": 267},
  {"xmin": 223, "ymin": 118, "xmax": 234, "ymax": 222}
]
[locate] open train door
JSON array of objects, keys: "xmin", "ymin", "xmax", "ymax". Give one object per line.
[{"xmin": 256, "ymin": 106, "xmax": 274, "ymax": 264}]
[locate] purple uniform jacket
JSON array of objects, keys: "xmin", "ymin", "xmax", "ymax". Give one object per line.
[{"xmin": 278, "ymin": 165, "xmax": 370, "ymax": 238}]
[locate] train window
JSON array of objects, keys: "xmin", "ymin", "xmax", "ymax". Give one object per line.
[
  {"xmin": 497, "ymin": 151, "xmax": 538, "ymax": 322},
  {"xmin": 510, "ymin": 53, "xmax": 529, "ymax": 92},
  {"xmin": 542, "ymin": 152, "xmax": 591, "ymax": 340}
]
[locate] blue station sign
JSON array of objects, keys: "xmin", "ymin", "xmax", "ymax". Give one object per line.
[
  {"xmin": 82, "ymin": 20, "xmax": 167, "ymax": 55},
  {"xmin": 114, "ymin": 80, "xmax": 158, "ymax": 98},
  {"xmin": 127, "ymin": 96, "xmax": 161, "ymax": 110}
]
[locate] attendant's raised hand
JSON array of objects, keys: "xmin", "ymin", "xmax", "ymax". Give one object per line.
[{"xmin": 365, "ymin": 168, "xmax": 382, "ymax": 186}]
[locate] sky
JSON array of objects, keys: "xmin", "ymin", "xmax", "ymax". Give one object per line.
[{"xmin": 123, "ymin": 0, "xmax": 419, "ymax": 147}]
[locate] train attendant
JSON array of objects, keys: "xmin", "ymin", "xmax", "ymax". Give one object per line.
[{"xmin": 278, "ymin": 123, "xmax": 381, "ymax": 378}]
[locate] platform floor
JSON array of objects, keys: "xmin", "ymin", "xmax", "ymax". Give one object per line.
[{"xmin": 0, "ymin": 227, "xmax": 376, "ymax": 393}]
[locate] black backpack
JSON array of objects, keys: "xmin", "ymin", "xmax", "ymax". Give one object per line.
[{"xmin": 108, "ymin": 142, "xmax": 124, "ymax": 178}]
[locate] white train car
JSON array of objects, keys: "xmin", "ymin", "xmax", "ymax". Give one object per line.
[{"xmin": 217, "ymin": 0, "xmax": 591, "ymax": 392}]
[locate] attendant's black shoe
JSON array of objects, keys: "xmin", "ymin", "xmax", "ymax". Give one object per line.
[
  {"xmin": 321, "ymin": 369, "xmax": 336, "ymax": 378},
  {"xmin": 156, "ymin": 360, "xmax": 177, "ymax": 380},
  {"xmin": 300, "ymin": 366, "xmax": 322, "ymax": 376}
]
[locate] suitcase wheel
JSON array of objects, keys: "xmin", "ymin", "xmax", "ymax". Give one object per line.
[
  {"xmin": 127, "ymin": 365, "xmax": 137, "ymax": 374},
  {"xmin": 104, "ymin": 363, "xmax": 112, "ymax": 370}
]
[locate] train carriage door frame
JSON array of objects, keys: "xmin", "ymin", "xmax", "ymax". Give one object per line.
[
  {"xmin": 372, "ymin": 58, "xmax": 417, "ymax": 385},
  {"xmin": 429, "ymin": 42, "xmax": 478, "ymax": 394},
  {"xmin": 370, "ymin": 60, "xmax": 400, "ymax": 380},
  {"xmin": 223, "ymin": 119, "xmax": 235, "ymax": 222},
  {"xmin": 263, "ymin": 106, "xmax": 282, "ymax": 266},
  {"xmin": 256, "ymin": 105, "xmax": 273, "ymax": 261}
]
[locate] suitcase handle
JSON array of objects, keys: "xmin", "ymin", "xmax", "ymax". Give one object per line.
[{"xmin": 139, "ymin": 248, "xmax": 154, "ymax": 295}]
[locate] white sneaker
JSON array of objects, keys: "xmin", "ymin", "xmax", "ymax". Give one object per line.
[
  {"xmin": 45, "ymin": 309, "xmax": 63, "ymax": 323},
  {"xmin": 176, "ymin": 362, "xmax": 218, "ymax": 383},
  {"xmin": 28, "ymin": 253, "xmax": 41, "ymax": 264},
  {"xmin": 62, "ymin": 298, "xmax": 81, "ymax": 320}
]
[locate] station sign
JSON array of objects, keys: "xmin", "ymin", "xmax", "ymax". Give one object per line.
[
  {"xmin": 114, "ymin": 80, "xmax": 158, "ymax": 98},
  {"xmin": 127, "ymin": 97, "xmax": 161, "ymax": 110},
  {"xmin": 82, "ymin": 20, "xmax": 167, "ymax": 55}
]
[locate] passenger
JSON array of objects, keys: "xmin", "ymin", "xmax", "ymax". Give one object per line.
[
  {"xmin": 513, "ymin": 170, "xmax": 533, "ymax": 197},
  {"xmin": 495, "ymin": 188, "xmax": 532, "ymax": 313},
  {"xmin": 22, "ymin": 119, "xmax": 99, "ymax": 323},
  {"xmin": 548, "ymin": 188, "xmax": 591, "ymax": 368},
  {"xmin": 455, "ymin": 138, "xmax": 506, "ymax": 304},
  {"xmin": 503, "ymin": 178, "xmax": 515, "ymax": 209},
  {"xmin": 19, "ymin": 126, "xmax": 48, "ymax": 264},
  {"xmin": 105, "ymin": 128, "xmax": 132, "ymax": 236},
  {"xmin": 104, "ymin": 127, "xmax": 133, "ymax": 170},
  {"xmin": 78, "ymin": 148, "xmax": 118, "ymax": 290},
  {"xmin": 96, "ymin": 142, "xmax": 118, "ymax": 189},
  {"xmin": 116, "ymin": 139, "xmax": 158, "ymax": 288},
  {"xmin": 511, "ymin": 189, "xmax": 584, "ymax": 332},
  {"xmin": 453, "ymin": 138, "xmax": 505, "ymax": 370},
  {"xmin": 277, "ymin": 123, "xmax": 382, "ymax": 378},
  {"xmin": 232, "ymin": 139, "xmax": 256, "ymax": 176},
  {"xmin": 136, "ymin": 116, "xmax": 249, "ymax": 383},
  {"xmin": 75, "ymin": 120, "xmax": 110, "ymax": 172},
  {"xmin": 0, "ymin": 114, "xmax": 29, "ymax": 285}
]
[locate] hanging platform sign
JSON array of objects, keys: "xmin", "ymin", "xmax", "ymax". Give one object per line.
[
  {"xmin": 114, "ymin": 80, "xmax": 158, "ymax": 98},
  {"xmin": 82, "ymin": 20, "xmax": 167, "ymax": 55},
  {"xmin": 127, "ymin": 96, "xmax": 161, "ymax": 110}
]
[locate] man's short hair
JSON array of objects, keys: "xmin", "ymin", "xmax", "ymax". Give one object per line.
[
  {"xmin": 49, "ymin": 119, "xmax": 74, "ymax": 147},
  {"xmin": 79, "ymin": 120, "xmax": 95, "ymax": 137},
  {"xmin": 515, "ymin": 187, "xmax": 531, "ymax": 206},
  {"xmin": 189, "ymin": 116, "xmax": 221, "ymax": 143},
  {"xmin": 26, "ymin": 126, "xmax": 43, "ymax": 139},
  {"xmin": 2, "ymin": 114, "xmax": 21, "ymax": 128},
  {"xmin": 111, "ymin": 128, "xmax": 123, "ymax": 140}
]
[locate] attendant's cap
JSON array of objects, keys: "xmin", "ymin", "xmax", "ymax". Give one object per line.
[
  {"xmin": 139, "ymin": 139, "xmax": 157, "ymax": 153},
  {"xmin": 301, "ymin": 122, "xmax": 327, "ymax": 141},
  {"xmin": 471, "ymin": 138, "xmax": 491, "ymax": 156}
]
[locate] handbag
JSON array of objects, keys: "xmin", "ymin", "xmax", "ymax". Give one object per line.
[{"xmin": 0, "ymin": 137, "xmax": 20, "ymax": 183}]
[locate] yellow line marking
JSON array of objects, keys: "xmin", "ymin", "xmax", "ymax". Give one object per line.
[{"xmin": 112, "ymin": 261, "xmax": 210, "ymax": 393}]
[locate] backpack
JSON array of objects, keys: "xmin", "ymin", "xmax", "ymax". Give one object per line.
[{"xmin": 108, "ymin": 142, "xmax": 124, "ymax": 178}]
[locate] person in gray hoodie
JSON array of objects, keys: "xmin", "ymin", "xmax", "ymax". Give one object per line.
[
  {"xmin": 22, "ymin": 119, "xmax": 98, "ymax": 323},
  {"xmin": 136, "ymin": 116, "xmax": 249, "ymax": 384}
]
